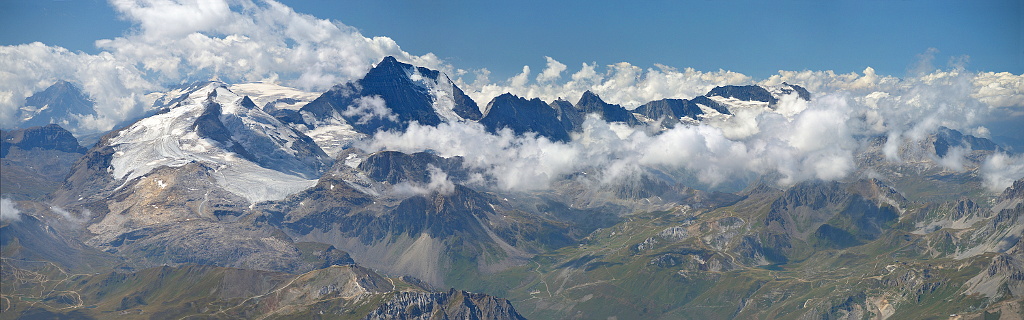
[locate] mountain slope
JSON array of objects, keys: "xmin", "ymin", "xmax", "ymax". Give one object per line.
[
  {"xmin": 261, "ymin": 150, "xmax": 584, "ymax": 287},
  {"xmin": 1, "ymin": 124, "xmax": 87, "ymax": 200},
  {"xmin": 1, "ymin": 263, "xmax": 527, "ymax": 320},
  {"xmin": 454, "ymin": 178, "xmax": 1021, "ymax": 319},
  {"xmin": 37, "ymin": 82, "xmax": 342, "ymax": 274}
]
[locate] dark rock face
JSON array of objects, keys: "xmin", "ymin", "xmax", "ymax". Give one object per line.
[
  {"xmin": 1, "ymin": 124, "xmax": 88, "ymax": 199},
  {"xmin": 632, "ymin": 98, "xmax": 706, "ymax": 126},
  {"xmin": 1, "ymin": 124, "xmax": 86, "ymax": 157},
  {"xmin": 551, "ymin": 99, "xmax": 585, "ymax": 133},
  {"xmin": 197, "ymin": 94, "xmax": 330, "ymax": 179},
  {"xmin": 358, "ymin": 151, "xmax": 471, "ymax": 185},
  {"xmin": 365, "ymin": 288, "xmax": 527, "ymax": 320},
  {"xmin": 933, "ymin": 126, "xmax": 1000, "ymax": 158},
  {"xmin": 999, "ymin": 178, "xmax": 1024, "ymax": 203},
  {"xmin": 389, "ymin": 184, "xmax": 495, "ymax": 239},
  {"xmin": 17, "ymin": 80, "xmax": 97, "ymax": 130},
  {"xmin": 300, "ymin": 56, "xmax": 480, "ymax": 134},
  {"xmin": 777, "ymin": 82, "xmax": 812, "ymax": 100},
  {"xmin": 481, "ymin": 93, "xmax": 571, "ymax": 142},
  {"xmin": 706, "ymin": 85, "xmax": 777, "ymax": 104},
  {"xmin": 575, "ymin": 91, "xmax": 642, "ymax": 126},
  {"xmin": 50, "ymin": 132, "xmax": 119, "ymax": 206},
  {"xmin": 689, "ymin": 95, "xmax": 731, "ymax": 115}
]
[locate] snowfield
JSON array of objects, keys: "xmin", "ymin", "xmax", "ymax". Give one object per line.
[{"xmin": 108, "ymin": 82, "xmax": 326, "ymax": 203}]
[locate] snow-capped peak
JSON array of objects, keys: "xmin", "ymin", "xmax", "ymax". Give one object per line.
[{"xmin": 107, "ymin": 83, "xmax": 330, "ymax": 203}]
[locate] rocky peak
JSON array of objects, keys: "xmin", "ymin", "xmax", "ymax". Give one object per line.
[
  {"xmin": 575, "ymin": 90, "xmax": 641, "ymax": 125},
  {"xmin": 17, "ymin": 80, "xmax": 97, "ymax": 131},
  {"xmin": 999, "ymin": 178, "xmax": 1024, "ymax": 202},
  {"xmin": 773, "ymin": 82, "xmax": 812, "ymax": 101},
  {"xmin": 705, "ymin": 85, "xmax": 777, "ymax": 104},
  {"xmin": 933, "ymin": 126, "xmax": 1000, "ymax": 158},
  {"xmin": 358, "ymin": 150, "xmax": 470, "ymax": 185},
  {"xmin": 299, "ymin": 56, "xmax": 482, "ymax": 134},
  {"xmin": 366, "ymin": 288, "xmax": 527, "ymax": 320},
  {"xmin": 480, "ymin": 93, "xmax": 571, "ymax": 142},
  {"xmin": 551, "ymin": 98, "xmax": 585, "ymax": 133},
  {"xmin": 1, "ymin": 124, "xmax": 86, "ymax": 157},
  {"xmin": 632, "ymin": 98, "xmax": 706, "ymax": 126}
]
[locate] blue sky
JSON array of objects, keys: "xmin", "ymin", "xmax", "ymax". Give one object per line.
[{"xmin": 1, "ymin": 0, "xmax": 1020, "ymax": 80}]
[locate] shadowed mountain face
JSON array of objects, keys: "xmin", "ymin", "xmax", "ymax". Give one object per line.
[
  {"xmin": 934, "ymin": 126, "xmax": 1001, "ymax": 157},
  {"xmin": 480, "ymin": 93, "xmax": 571, "ymax": 142},
  {"xmin": 300, "ymin": 56, "xmax": 481, "ymax": 134},
  {"xmin": 706, "ymin": 85, "xmax": 778, "ymax": 104},
  {"xmin": 357, "ymin": 150, "xmax": 471, "ymax": 184},
  {"xmin": 575, "ymin": 90, "xmax": 643, "ymax": 126},
  {"xmin": 1, "ymin": 123, "xmax": 86, "ymax": 157},
  {"xmin": 551, "ymin": 99, "xmax": 586, "ymax": 133},
  {"xmin": 632, "ymin": 98, "xmax": 706, "ymax": 126},
  {"xmin": 757, "ymin": 180, "xmax": 901, "ymax": 262},
  {"xmin": 1, "ymin": 124, "xmax": 87, "ymax": 200}
]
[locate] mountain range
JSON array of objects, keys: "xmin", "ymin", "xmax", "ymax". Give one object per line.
[{"xmin": 2, "ymin": 56, "xmax": 1022, "ymax": 319}]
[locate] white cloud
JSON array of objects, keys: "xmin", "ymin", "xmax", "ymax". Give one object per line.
[
  {"xmin": 457, "ymin": 61, "xmax": 751, "ymax": 109},
  {"xmin": 0, "ymin": 198, "xmax": 21, "ymax": 222},
  {"xmin": 342, "ymin": 95, "xmax": 396, "ymax": 125},
  {"xmin": 973, "ymin": 72, "xmax": 1024, "ymax": 108},
  {"xmin": 0, "ymin": 44, "xmax": 157, "ymax": 132},
  {"xmin": 1, "ymin": 0, "xmax": 441, "ymax": 134},
  {"xmin": 536, "ymin": 56, "xmax": 567, "ymax": 83},
  {"xmin": 359, "ymin": 93, "xmax": 865, "ymax": 192},
  {"xmin": 981, "ymin": 153, "xmax": 1024, "ymax": 192},
  {"xmin": 390, "ymin": 165, "xmax": 456, "ymax": 196},
  {"xmin": 49, "ymin": 206, "xmax": 91, "ymax": 223}
]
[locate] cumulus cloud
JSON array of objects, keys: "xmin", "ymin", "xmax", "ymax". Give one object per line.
[
  {"xmin": 0, "ymin": 198, "xmax": 21, "ymax": 222},
  {"xmin": 342, "ymin": 95, "xmax": 397, "ymax": 125},
  {"xmin": 982, "ymin": 153, "xmax": 1024, "ymax": 192},
  {"xmin": 358, "ymin": 91, "xmax": 865, "ymax": 192},
  {"xmin": 1, "ymin": 0, "xmax": 440, "ymax": 133},
  {"xmin": 457, "ymin": 57, "xmax": 751, "ymax": 109},
  {"xmin": 0, "ymin": 44, "xmax": 157, "ymax": 132},
  {"xmin": 363, "ymin": 55, "xmax": 1024, "ymax": 193},
  {"xmin": 973, "ymin": 72, "xmax": 1024, "ymax": 108},
  {"xmin": 536, "ymin": 56, "xmax": 567, "ymax": 83}
]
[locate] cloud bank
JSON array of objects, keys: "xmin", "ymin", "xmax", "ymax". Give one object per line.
[{"xmin": 1, "ymin": 0, "xmax": 1022, "ymax": 192}]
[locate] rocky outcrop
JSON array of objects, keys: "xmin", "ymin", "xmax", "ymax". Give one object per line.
[
  {"xmin": 366, "ymin": 288, "xmax": 526, "ymax": 320},
  {"xmin": 1, "ymin": 123, "xmax": 86, "ymax": 157}
]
